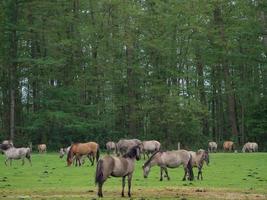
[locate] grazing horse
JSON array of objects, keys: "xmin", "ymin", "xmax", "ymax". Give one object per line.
[
  {"xmin": 242, "ymin": 142, "xmax": 258, "ymax": 152},
  {"xmin": 208, "ymin": 141, "xmax": 217, "ymax": 153},
  {"xmin": 95, "ymin": 145, "xmax": 141, "ymax": 197},
  {"xmin": 223, "ymin": 141, "xmax": 234, "ymax": 152},
  {"xmin": 59, "ymin": 146, "xmax": 71, "ymax": 158},
  {"xmin": 67, "ymin": 142, "xmax": 100, "ymax": 166},
  {"xmin": 60, "ymin": 146, "xmax": 86, "ymax": 165},
  {"xmin": 140, "ymin": 140, "xmax": 161, "ymax": 159},
  {"xmin": 105, "ymin": 141, "xmax": 116, "ymax": 154},
  {"xmin": 189, "ymin": 149, "xmax": 209, "ymax": 180},
  {"xmin": 116, "ymin": 139, "xmax": 141, "ymax": 156},
  {"xmin": 38, "ymin": 144, "xmax": 47, "ymax": 153},
  {"xmin": 0, "ymin": 144, "xmax": 32, "ymax": 166},
  {"xmin": 142, "ymin": 150, "xmax": 194, "ymax": 181}
]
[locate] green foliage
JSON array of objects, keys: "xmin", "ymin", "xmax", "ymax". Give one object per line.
[{"xmin": 0, "ymin": 0, "xmax": 266, "ymax": 150}]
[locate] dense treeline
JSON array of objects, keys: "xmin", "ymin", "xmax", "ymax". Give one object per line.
[{"xmin": 0, "ymin": 0, "xmax": 266, "ymax": 150}]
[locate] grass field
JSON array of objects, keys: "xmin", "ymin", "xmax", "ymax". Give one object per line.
[{"xmin": 0, "ymin": 152, "xmax": 267, "ymax": 200}]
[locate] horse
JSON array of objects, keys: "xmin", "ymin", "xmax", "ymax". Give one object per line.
[
  {"xmin": 105, "ymin": 141, "xmax": 116, "ymax": 154},
  {"xmin": 208, "ymin": 141, "xmax": 217, "ymax": 153},
  {"xmin": 95, "ymin": 145, "xmax": 141, "ymax": 197},
  {"xmin": 242, "ymin": 142, "xmax": 258, "ymax": 152},
  {"xmin": 59, "ymin": 146, "xmax": 71, "ymax": 158},
  {"xmin": 67, "ymin": 142, "xmax": 100, "ymax": 166},
  {"xmin": 223, "ymin": 141, "xmax": 234, "ymax": 152},
  {"xmin": 116, "ymin": 139, "xmax": 142, "ymax": 156},
  {"xmin": 0, "ymin": 144, "xmax": 32, "ymax": 166},
  {"xmin": 142, "ymin": 150, "xmax": 194, "ymax": 181},
  {"xmin": 140, "ymin": 140, "xmax": 161, "ymax": 159},
  {"xmin": 38, "ymin": 144, "xmax": 47, "ymax": 153},
  {"xmin": 189, "ymin": 149, "xmax": 209, "ymax": 180},
  {"xmin": 2, "ymin": 140, "xmax": 14, "ymax": 146}
]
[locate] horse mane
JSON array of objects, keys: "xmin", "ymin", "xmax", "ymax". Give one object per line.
[
  {"xmin": 122, "ymin": 145, "xmax": 140, "ymax": 159},
  {"xmin": 143, "ymin": 150, "xmax": 161, "ymax": 167}
]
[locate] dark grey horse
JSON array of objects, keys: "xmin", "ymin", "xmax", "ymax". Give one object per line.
[{"xmin": 95, "ymin": 146, "xmax": 141, "ymax": 197}]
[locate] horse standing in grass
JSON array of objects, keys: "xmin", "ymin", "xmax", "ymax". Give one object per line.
[
  {"xmin": 140, "ymin": 140, "xmax": 161, "ymax": 159},
  {"xmin": 67, "ymin": 142, "xmax": 100, "ymax": 166},
  {"xmin": 223, "ymin": 141, "xmax": 234, "ymax": 152},
  {"xmin": 105, "ymin": 141, "xmax": 116, "ymax": 154},
  {"xmin": 189, "ymin": 149, "xmax": 209, "ymax": 180},
  {"xmin": 95, "ymin": 145, "xmax": 141, "ymax": 197},
  {"xmin": 0, "ymin": 144, "xmax": 32, "ymax": 166},
  {"xmin": 116, "ymin": 139, "xmax": 141, "ymax": 156},
  {"xmin": 142, "ymin": 150, "xmax": 194, "ymax": 181},
  {"xmin": 38, "ymin": 144, "xmax": 47, "ymax": 153},
  {"xmin": 208, "ymin": 142, "xmax": 217, "ymax": 153},
  {"xmin": 242, "ymin": 142, "xmax": 258, "ymax": 152}
]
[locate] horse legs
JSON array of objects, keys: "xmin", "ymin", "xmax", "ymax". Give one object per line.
[
  {"xmin": 121, "ymin": 176, "xmax": 126, "ymax": 197},
  {"xmin": 163, "ymin": 167, "xmax": 170, "ymax": 180},
  {"xmin": 91, "ymin": 154, "xmax": 95, "ymax": 166},
  {"xmin": 5, "ymin": 158, "xmax": 9, "ymax": 166},
  {"xmin": 97, "ymin": 182, "xmax": 103, "ymax": 197},
  {"xmin": 182, "ymin": 167, "xmax": 187, "ymax": 181},
  {"xmin": 22, "ymin": 158, "xmax": 25, "ymax": 166},
  {"xmin": 127, "ymin": 173, "xmax": 133, "ymax": 197},
  {"xmin": 160, "ymin": 167, "xmax": 163, "ymax": 181}
]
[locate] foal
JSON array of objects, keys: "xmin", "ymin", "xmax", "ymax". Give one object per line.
[{"xmin": 95, "ymin": 145, "xmax": 141, "ymax": 197}]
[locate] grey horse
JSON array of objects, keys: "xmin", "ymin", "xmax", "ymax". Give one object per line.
[
  {"xmin": 95, "ymin": 145, "xmax": 141, "ymax": 197},
  {"xmin": 242, "ymin": 142, "xmax": 258, "ymax": 152},
  {"xmin": 116, "ymin": 139, "xmax": 142, "ymax": 156},
  {"xmin": 142, "ymin": 150, "xmax": 194, "ymax": 181},
  {"xmin": 140, "ymin": 140, "xmax": 161, "ymax": 159},
  {"xmin": 105, "ymin": 141, "xmax": 116, "ymax": 154},
  {"xmin": 189, "ymin": 149, "xmax": 209, "ymax": 180},
  {"xmin": 0, "ymin": 144, "xmax": 32, "ymax": 166},
  {"xmin": 208, "ymin": 141, "xmax": 217, "ymax": 153}
]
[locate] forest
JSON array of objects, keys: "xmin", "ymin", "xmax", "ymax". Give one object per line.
[{"xmin": 0, "ymin": 0, "xmax": 266, "ymax": 150}]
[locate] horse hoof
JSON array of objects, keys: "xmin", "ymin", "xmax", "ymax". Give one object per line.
[{"xmin": 160, "ymin": 179, "xmax": 163, "ymax": 181}]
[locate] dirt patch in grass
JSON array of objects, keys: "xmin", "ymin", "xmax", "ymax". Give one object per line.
[{"xmin": 2, "ymin": 187, "xmax": 266, "ymax": 200}]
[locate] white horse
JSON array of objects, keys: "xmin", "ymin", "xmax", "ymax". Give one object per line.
[
  {"xmin": 208, "ymin": 142, "xmax": 217, "ymax": 153},
  {"xmin": 0, "ymin": 144, "xmax": 32, "ymax": 166},
  {"xmin": 242, "ymin": 142, "xmax": 258, "ymax": 152}
]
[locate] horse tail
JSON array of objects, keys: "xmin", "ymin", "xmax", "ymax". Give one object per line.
[
  {"xmin": 96, "ymin": 145, "xmax": 100, "ymax": 162},
  {"xmin": 95, "ymin": 159, "xmax": 104, "ymax": 185},
  {"xmin": 187, "ymin": 154, "xmax": 194, "ymax": 181}
]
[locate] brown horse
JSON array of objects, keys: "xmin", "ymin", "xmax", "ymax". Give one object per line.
[
  {"xmin": 67, "ymin": 142, "xmax": 100, "ymax": 166},
  {"xmin": 223, "ymin": 141, "xmax": 234, "ymax": 152}
]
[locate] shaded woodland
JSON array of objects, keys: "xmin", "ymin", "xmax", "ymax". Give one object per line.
[{"xmin": 0, "ymin": 0, "xmax": 266, "ymax": 150}]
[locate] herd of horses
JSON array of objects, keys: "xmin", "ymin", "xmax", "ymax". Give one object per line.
[{"xmin": 0, "ymin": 139, "xmax": 259, "ymax": 197}]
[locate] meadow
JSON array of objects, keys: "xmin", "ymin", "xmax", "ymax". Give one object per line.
[{"xmin": 0, "ymin": 152, "xmax": 267, "ymax": 200}]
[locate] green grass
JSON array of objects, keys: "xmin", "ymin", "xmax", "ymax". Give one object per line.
[{"xmin": 0, "ymin": 152, "xmax": 267, "ymax": 199}]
